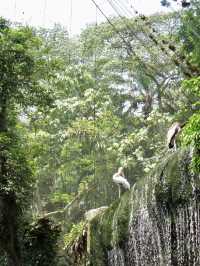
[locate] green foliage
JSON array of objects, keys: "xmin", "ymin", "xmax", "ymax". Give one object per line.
[
  {"xmin": 0, "ymin": 17, "xmax": 61, "ymax": 265},
  {"xmin": 111, "ymin": 192, "xmax": 131, "ymax": 248},
  {"xmin": 0, "ymin": 5, "xmax": 196, "ymax": 263},
  {"xmin": 0, "ymin": 131, "xmax": 33, "ymax": 203},
  {"xmin": 182, "ymin": 77, "xmax": 200, "ymax": 107},
  {"xmin": 182, "ymin": 113, "xmax": 200, "ymax": 172},
  {"xmin": 89, "ymin": 205, "xmax": 116, "ymax": 265},
  {"xmin": 26, "ymin": 13, "xmax": 185, "ymax": 234},
  {"xmin": 50, "ymin": 192, "xmax": 73, "ymax": 205},
  {"xmin": 179, "ymin": 0, "xmax": 200, "ymax": 69},
  {"xmin": 63, "ymin": 221, "xmax": 86, "ymax": 250},
  {"xmin": 177, "ymin": 2, "xmax": 200, "ymax": 173},
  {"xmin": 0, "ymin": 17, "xmax": 58, "ymax": 206},
  {"xmin": 0, "ymin": 24, "xmax": 51, "ymax": 107},
  {"xmin": 182, "ymin": 113, "xmax": 200, "ymax": 147},
  {"xmin": 155, "ymin": 149, "xmax": 194, "ymax": 210},
  {"xmin": 179, "ymin": 77, "xmax": 200, "ymax": 173},
  {"xmin": 23, "ymin": 218, "xmax": 61, "ymax": 266}
]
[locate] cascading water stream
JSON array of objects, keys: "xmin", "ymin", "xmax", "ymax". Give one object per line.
[
  {"xmin": 108, "ymin": 198, "xmax": 126, "ymax": 266},
  {"xmin": 106, "ymin": 149, "xmax": 200, "ymax": 266},
  {"xmin": 125, "ymin": 201, "xmax": 200, "ymax": 266},
  {"xmin": 108, "ymin": 248, "xmax": 125, "ymax": 266}
]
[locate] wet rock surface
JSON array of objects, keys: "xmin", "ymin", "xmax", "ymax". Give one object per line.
[{"xmin": 89, "ymin": 149, "xmax": 200, "ymax": 266}]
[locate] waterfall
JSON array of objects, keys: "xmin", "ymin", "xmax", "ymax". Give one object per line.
[
  {"xmin": 125, "ymin": 201, "xmax": 200, "ymax": 266},
  {"xmin": 108, "ymin": 248, "xmax": 125, "ymax": 266},
  {"xmin": 88, "ymin": 149, "xmax": 200, "ymax": 266},
  {"xmin": 105, "ymin": 149, "xmax": 200, "ymax": 266}
]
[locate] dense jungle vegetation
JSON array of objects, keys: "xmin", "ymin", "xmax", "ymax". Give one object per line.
[{"xmin": 0, "ymin": 0, "xmax": 199, "ymax": 265}]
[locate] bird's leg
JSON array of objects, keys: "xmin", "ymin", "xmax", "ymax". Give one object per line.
[
  {"xmin": 174, "ymin": 140, "xmax": 177, "ymax": 151},
  {"xmin": 118, "ymin": 185, "xmax": 121, "ymax": 198}
]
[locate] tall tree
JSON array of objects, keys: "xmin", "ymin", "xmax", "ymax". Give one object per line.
[{"xmin": 0, "ymin": 17, "xmax": 56, "ymax": 265}]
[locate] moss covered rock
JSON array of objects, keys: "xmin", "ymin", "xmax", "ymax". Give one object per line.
[{"xmin": 88, "ymin": 148, "xmax": 200, "ymax": 266}]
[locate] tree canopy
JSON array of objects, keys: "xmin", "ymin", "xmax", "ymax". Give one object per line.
[{"xmin": 0, "ymin": 0, "xmax": 199, "ymax": 264}]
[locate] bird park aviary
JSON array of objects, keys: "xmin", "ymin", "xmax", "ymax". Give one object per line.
[{"xmin": 0, "ymin": 0, "xmax": 200, "ymax": 265}]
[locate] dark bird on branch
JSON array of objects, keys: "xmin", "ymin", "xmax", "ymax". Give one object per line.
[{"xmin": 182, "ymin": 0, "xmax": 190, "ymax": 8}]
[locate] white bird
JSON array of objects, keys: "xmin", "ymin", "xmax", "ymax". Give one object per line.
[
  {"xmin": 167, "ymin": 122, "xmax": 185, "ymax": 151},
  {"xmin": 113, "ymin": 167, "xmax": 130, "ymax": 198}
]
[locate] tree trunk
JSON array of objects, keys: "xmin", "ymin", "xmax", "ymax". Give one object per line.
[{"xmin": 0, "ymin": 194, "xmax": 22, "ymax": 266}]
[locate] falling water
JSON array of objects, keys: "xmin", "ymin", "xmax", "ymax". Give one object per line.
[
  {"xmin": 107, "ymin": 198, "xmax": 200, "ymax": 266},
  {"xmin": 125, "ymin": 201, "xmax": 200, "ymax": 266},
  {"xmin": 108, "ymin": 248, "xmax": 125, "ymax": 266},
  {"xmin": 106, "ymin": 149, "xmax": 200, "ymax": 266}
]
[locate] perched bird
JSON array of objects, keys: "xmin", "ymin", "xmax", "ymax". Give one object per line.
[
  {"xmin": 113, "ymin": 167, "xmax": 130, "ymax": 198},
  {"xmin": 181, "ymin": 0, "xmax": 190, "ymax": 8},
  {"xmin": 167, "ymin": 122, "xmax": 185, "ymax": 151}
]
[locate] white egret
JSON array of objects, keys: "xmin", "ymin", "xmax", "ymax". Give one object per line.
[{"xmin": 113, "ymin": 167, "xmax": 130, "ymax": 198}]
